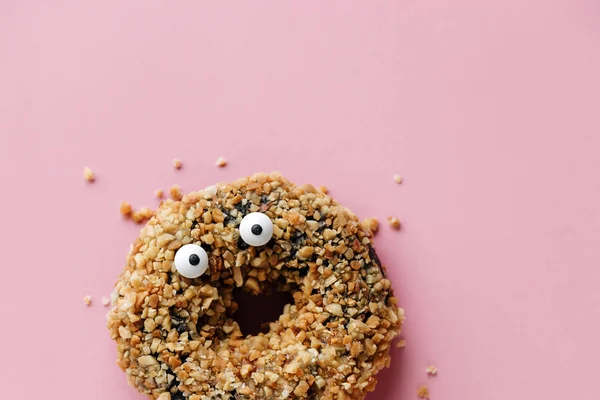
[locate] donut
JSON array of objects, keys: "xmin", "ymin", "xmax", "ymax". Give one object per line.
[{"xmin": 108, "ymin": 172, "xmax": 404, "ymax": 400}]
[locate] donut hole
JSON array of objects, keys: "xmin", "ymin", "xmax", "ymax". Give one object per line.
[{"xmin": 232, "ymin": 287, "xmax": 294, "ymax": 336}]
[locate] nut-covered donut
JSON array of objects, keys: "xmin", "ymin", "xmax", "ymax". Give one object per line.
[{"xmin": 108, "ymin": 172, "xmax": 404, "ymax": 400}]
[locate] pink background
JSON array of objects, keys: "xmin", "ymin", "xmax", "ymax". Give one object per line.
[{"xmin": 1, "ymin": 1, "xmax": 600, "ymax": 399}]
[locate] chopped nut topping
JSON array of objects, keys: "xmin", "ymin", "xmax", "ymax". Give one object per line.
[
  {"xmin": 393, "ymin": 174, "xmax": 403, "ymax": 184},
  {"xmin": 137, "ymin": 355, "xmax": 157, "ymax": 367},
  {"xmin": 132, "ymin": 207, "xmax": 154, "ymax": 224},
  {"xmin": 101, "ymin": 296, "xmax": 110, "ymax": 307},
  {"xmin": 172, "ymin": 159, "xmax": 182, "ymax": 169},
  {"xmin": 155, "ymin": 189, "xmax": 164, "ymax": 199},
  {"xmin": 426, "ymin": 365, "xmax": 438, "ymax": 376},
  {"xmin": 107, "ymin": 173, "xmax": 403, "ymax": 399},
  {"xmin": 361, "ymin": 217, "xmax": 379, "ymax": 235},
  {"xmin": 83, "ymin": 295, "xmax": 92, "ymax": 306},
  {"xmin": 293, "ymin": 381, "xmax": 310, "ymax": 396},
  {"xmin": 325, "ymin": 303, "xmax": 343, "ymax": 317},
  {"xmin": 170, "ymin": 184, "xmax": 183, "ymax": 201}
]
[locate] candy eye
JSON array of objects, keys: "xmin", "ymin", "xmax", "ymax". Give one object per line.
[
  {"xmin": 174, "ymin": 244, "xmax": 209, "ymax": 279},
  {"xmin": 239, "ymin": 212, "xmax": 274, "ymax": 246}
]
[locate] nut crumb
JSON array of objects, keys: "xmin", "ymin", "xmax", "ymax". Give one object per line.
[
  {"xmin": 393, "ymin": 174, "xmax": 403, "ymax": 184},
  {"xmin": 120, "ymin": 201, "xmax": 132, "ymax": 217},
  {"xmin": 172, "ymin": 159, "xmax": 182, "ymax": 169},
  {"xmin": 396, "ymin": 339, "xmax": 406, "ymax": 348},
  {"xmin": 132, "ymin": 207, "xmax": 154, "ymax": 224},
  {"xmin": 417, "ymin": 385, "xmax": 430, "ymax": 399},
  {"xmin": 101, "ymin": 297, "xmax": 110, "ymax": 307},
  {"xmin": 170, "ymin": 185, "xmax": 183, "ymax": 201},
  {"xmin": 388, "ymin": 216, "xmax": 401, "ymax": 230},
  {"xmin": 426, "ymin": 365, "xmax": 438, "ymax": 376},
  {"xmin": 361, "ymin": 218, "xmax": 379, "ymax": 235},
  {"xmin": 83, "ymin": 167, "xmax": 95, "ymax": 182},
  {"xmin": 155, "ymin": 189, "xmax": 164, "ymax": 199},
  {"xmin": 83, "ymin": 295, "xmax": 92, "ymax": 306},
  {"xmin": 319, "ymin": 185, "xmax": 328, "ymax": 194},
  {"xmin": 215, "ymin": 157, "xmax": 227, "ymax": 167}
]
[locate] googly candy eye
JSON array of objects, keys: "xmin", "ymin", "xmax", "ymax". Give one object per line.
[
  {"xmin": 174, "ymin": 244, "xmax": 209, "ymax": 278},
  {"xmin": 239, "ymin": 212, "xmax": 274, "ymax": 246}
]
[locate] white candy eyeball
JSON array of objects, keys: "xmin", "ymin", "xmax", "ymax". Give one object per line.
[
  {"xmin": 174, "ymin": 244, "xmax": 209, "ymax": 279},
  {"xmin": 239, "ymin": 212, "xmax": 274, "ymax": 246}
]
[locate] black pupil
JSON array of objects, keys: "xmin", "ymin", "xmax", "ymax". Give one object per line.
[
  {"xmin": 189, "ymin": 253, "xmax": 200, "ymax": 266},
  {"xmin": 251, "ymin": 224, "xmax": 263, "ymax": 235}
]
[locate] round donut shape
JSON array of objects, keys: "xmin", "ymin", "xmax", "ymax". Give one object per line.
[{"xmin": 108, "ymin": 172, "xmax": 404, "ymax": 400}]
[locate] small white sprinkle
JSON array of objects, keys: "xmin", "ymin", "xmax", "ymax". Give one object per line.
[{"xmin": 101, "ymin": 296, "xmax": 110, "ymax": 306}]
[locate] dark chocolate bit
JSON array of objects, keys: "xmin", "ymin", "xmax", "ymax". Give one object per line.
[
  {"xmin": 237, "ymin": 236, "xmax": 249, "ymax": 250},
  {"xmin": 171, "ymin": 313, "xmax": 188, "ymax": 335},
  {"xmin": 235, "ymin": 201, "xmax": 250, "ymax": 216},
  {"xmin": 171, "ymin": 391, "xmax": 185, "ymax": 400},
  {"xmin": 368, "ymin": 245, "xmax": 381, "ymax": 266},
  {"xmin": 175, "ymin": 322, "xmax": 188, "ymax": 334},
  {"xmin": 368, "ymin": 245, "xmax": 386, "ymax": 277},
  {"xmin": 291, "ymin": 231, "xmax": 307, "ymax": 247},
  {"xmin": 223, "ymin": 213, "xmax": 236, "ymax": 226},
  {"xmin": 200, "ymin": 242, "xmax": 212, "ymax": 253}
]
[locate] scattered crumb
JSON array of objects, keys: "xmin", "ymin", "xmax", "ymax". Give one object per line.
[
  {"xmin": 172, "ymin": 159, "xmax": 182, "ymax": 169},
  {"xmin": 132, "ymin": 207, "xmax": 154, "ymax": 224},
  {"xmin": 170, "ymin": 184, "xmax": 183, "ymax": 201},
  {"xmin": 319, "ymin": 185, "xmax": 328, "ymax": 194},
  {"xmin": 393, "ymin": 174, "xmax": 403, "ymax": 184},
  {"xmin": 121, "ymin": 201, "xmax": 154, "ymax": 224},
  {"xmin": 101, "ymin": 296, "xmax": 110, "ymax": 307},
  {"xmin": 417, "ymin": 385, "xmax": 430, "ymax": 399},
  {"xmin": 155, "ymin": 189, "xmax": 164, "ymax": 199},
  {"xmin": 215, "ymin": 157, "xmax": 227, "ymax": 167},
  {"xmin": 120, "ymin": 201, "xmax": 132, "ymax": 216},
  {"xmin": 83, "ymin": 167, "xmax": 95, "ymax": 182},
  {"xmin": 396, "ymin": 339, "xmax": 406, "ymax": 348},
  {"xmin": 83, "ymin": 295, "xmax": 92, "ymax": 306},
  {"xmin": 426, "ymin": 365, "xmax": 438, "ymax": 376},
  {"xmin": 131, "ymin": 211, "xmax": 143, "ymax": 224},
  {"xmin": 388, "ymin": 216, "xmax": 401, "ymax": 230},
  {"xmin": 361, "ymin": 217, "xmax": 379, "ymax": 235}
]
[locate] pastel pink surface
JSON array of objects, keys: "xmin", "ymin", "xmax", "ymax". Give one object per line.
[{"xmin": 1, "ymin": 1, "xmax": 599, "ymax": 399}]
